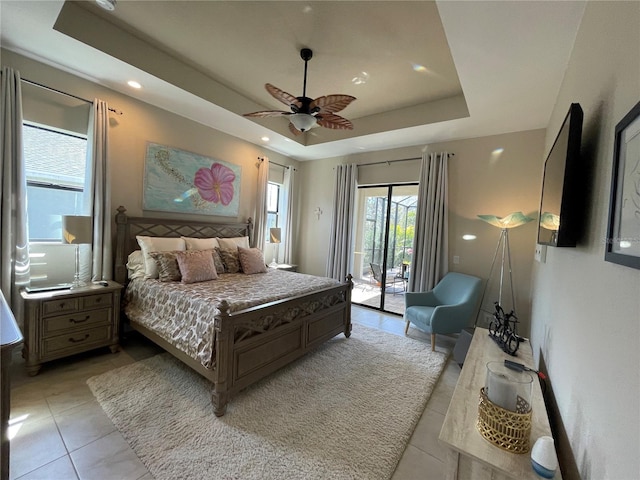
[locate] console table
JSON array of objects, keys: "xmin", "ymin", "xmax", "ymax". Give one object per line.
[{"xmin": 439, "ymin": 328, "xmax": 561, "ymax": 479}]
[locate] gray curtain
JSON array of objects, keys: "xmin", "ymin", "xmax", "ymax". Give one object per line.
[
  {"xmin": 85, "ymin": 99, "xmax": 112, "ymax": 281},
  {"xmin": 0, "ymin": 67, "xmax": 30, "ymax": 320},
  {"xmin": 326, "ymin": 164, "xmax": 357, "ymax": 281},
  {"xmin": 408, "ymin": 152, "xmax": 449, "ymax": 292},
  {"xmin": 254, "ymin": 157, "xmax": 269, "ymax": 251},
  {"xmin": 282, "ymin": 166, "xmax": 296, "ymax": 264}
]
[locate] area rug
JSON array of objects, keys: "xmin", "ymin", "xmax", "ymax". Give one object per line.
[{"xmin": 87, "ymin": 324, "xmax": 448, "ymax": 480}]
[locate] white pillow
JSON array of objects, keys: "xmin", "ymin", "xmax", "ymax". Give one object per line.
[
  {"xmin": 182, "ymin": 236, "xmax": 220, "ymax": 251},
  {"xmin": 136, "ymin": 236, "xmax": 186, "ymax": 279},
  {"xmin": 126, "ymin": 250, "xmax": 146, "ymax": 280},
  {"xmin": 217, "ymin": 236, "xmax": 250, "ymax": 250}
]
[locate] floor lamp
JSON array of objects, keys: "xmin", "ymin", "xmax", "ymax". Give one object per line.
[
  {"xmin": 62, "ymin": 215, "xmax": 93, "ymax": 289},
  {"xmin": 476, "ymin": 212, "xmax": 533, "ymax": 325},
  {"xmin": 269, "ymin": 227, "xmax": 281, "ymax": 268}
]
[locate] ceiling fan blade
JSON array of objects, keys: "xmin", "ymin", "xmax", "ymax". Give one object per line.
[
  {"xmin": 310, "ymin": 94, "xmax": 356, "ymax": 114},
  {"xmin": 243, "ymin": 110, "xmax": 291, "ymax": 118},
  {"xmin": 288, "ymin": 122, "xmax": 304, "ymax": 136},
  {"xmin": 316, "ymin": 113, "xmax": 354, "ymax": 130},
  {"xmin": 265, "ymin": 83, "xmax": 302, "ymax": 110}
]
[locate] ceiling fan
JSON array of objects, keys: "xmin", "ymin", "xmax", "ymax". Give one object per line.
[{"xmin": 244, "ymin": 48, "xmax": 356, "ymax": 135}]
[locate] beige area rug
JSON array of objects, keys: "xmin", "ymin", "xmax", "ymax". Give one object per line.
[{"xmin": 87, "ymin": 325, "xmax": 448, "ymax": 480}]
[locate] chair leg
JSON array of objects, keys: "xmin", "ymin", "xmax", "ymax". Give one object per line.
[
  {"xmin": 404, "ymin": 320, "xmax": 410, "ymax": 335},
  {"xmin": 431, "ymin": 333, "xmax": 436, "ymax": 351}
]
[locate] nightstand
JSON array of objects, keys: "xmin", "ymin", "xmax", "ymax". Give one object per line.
[
  {"xmin": 21, "ymin": 281, "xmax": 123, "ymax": 376},
  {"xmin": 271, "ymin": 264, "xmax": 298, "ymax": 272}
]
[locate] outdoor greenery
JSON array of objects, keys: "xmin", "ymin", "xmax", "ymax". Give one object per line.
[{"xmin": 362, "ymin": 195, "xmax": 416, "ymax": 276}]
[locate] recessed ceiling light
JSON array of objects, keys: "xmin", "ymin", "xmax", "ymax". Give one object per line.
[
  {"xmin": 261, "ymin": 136, "xmax": 270, "ymax": 142},
  {"xmin": 95, "ymin": 0, "xmax": 116, "ymax": 11},
  {"xmin": 127, "ymin": 80, "xmax": 142, "ymax": 89},
  {"xmin": 351, "ymin": 72, "xmax": 369, "ymax": 85}
]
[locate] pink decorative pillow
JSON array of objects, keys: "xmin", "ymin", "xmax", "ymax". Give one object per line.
[
  {"xmin": 237, "ymin": 247, "xmax": 268, "ymax": 275},
  {"xmin": 174, "ymin": 250, "xmax": 218, "ymax": 284}
]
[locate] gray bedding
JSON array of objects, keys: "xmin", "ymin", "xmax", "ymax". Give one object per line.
[{"xmin": 124, "ymin": 269, "xmax": 339, "ymax": 368}]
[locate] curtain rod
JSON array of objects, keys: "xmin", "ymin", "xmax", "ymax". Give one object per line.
[
  {"xmin": 258, "ymin": 157, "xmax": 297, "ymax": 171},
  {"xmin": 20, "ymin": 77, "xmax": 123, "ymax": 115},
  {"xmin": 358, "ymin": 153, "xmax": 454, "ymax": 168}
]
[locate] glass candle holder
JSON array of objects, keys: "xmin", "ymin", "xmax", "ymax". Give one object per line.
[{"xmin": 485, "ymin": 361, "xmax": 533, "ymax": 413}]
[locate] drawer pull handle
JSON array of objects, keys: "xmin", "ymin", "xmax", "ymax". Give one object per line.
[
  {"xmin": 69, "ymin": 316, "xmax": 90, "ymax": 324},
  {"xmin": 68, "ymin": 334, "xmax": 90, "ymax": 343}
]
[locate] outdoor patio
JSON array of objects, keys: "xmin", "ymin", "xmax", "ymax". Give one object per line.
[{"xmin": 351, "ymin": 275, "xmax": 406, "ymax": 316}]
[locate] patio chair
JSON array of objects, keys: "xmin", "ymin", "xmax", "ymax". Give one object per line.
[{"xmin": 370, "ymin": 263, "xmax": 403, "ymax": 294}]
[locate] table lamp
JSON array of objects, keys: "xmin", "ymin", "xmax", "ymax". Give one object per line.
[
  {"xmin": 62, "ymin": 215, "xmax": 93, "ymax": 289},
  {"xmin": 269, "ymin": 227, "xmax": 281, "ymax": 268}
]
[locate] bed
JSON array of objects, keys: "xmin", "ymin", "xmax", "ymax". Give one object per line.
[{"xmin": 114, "ymin": 206, "xmax": 352, "ymax": 416}]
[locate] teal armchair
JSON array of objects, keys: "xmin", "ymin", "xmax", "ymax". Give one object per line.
[{"xmin": 404, "ymin": 272, "xmax": 483, "ymax": 351}]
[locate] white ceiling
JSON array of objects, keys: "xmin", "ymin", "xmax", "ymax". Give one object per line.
[{"xmin": 0, "ymin": 1, "xmax": 586, "ymax": 161}]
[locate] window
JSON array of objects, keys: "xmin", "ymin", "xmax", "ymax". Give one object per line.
[
  {"xmin": 266, "ymin": 182, "xmax": 280, "ymax": 240},
  {"xmin": 23, "ymin": 123, "xmax": 88, "ymax": 242}
]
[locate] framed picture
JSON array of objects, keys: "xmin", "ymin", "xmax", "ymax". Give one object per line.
[
  {"xmin": 143, "ymin": 143, "xmax": 241, "ymax": 217},
  {"xmin": 605, "ymin": 100, "xmax": 640, "ymax": 269}
]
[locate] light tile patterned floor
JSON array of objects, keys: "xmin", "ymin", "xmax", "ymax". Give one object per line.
[{"xmin": 8, "ymin": 306, "xmax": 460, "ymax": 480}]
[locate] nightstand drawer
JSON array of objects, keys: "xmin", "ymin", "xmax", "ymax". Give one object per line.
[
  {"xmin": 42, "ymin": 326, "xmax": 112, "ymax": 356},
  {"xmin": 81, "ymin": 293, "xmax": 112, "ymax": 310},
  {"xmin": 43, "ymin": 298, "xmax": 79, "ymax": 316},
  {"xmin": 44, "ymin": 308, "xmax": 111, "ymax": 336}
]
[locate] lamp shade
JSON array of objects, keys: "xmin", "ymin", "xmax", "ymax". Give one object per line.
[
  {"xmin": 289, "ymin": 113, "xmax": 317, "ymax": 132},
  {"xmin": 270, "ymin": 227, "xmax": 282, "ymax": 244},
  {"xmin": 539, "ymin": 212, "xmax": 560, "ymax": 231},
  {"xmin": 62, "ymin": 215, "xmax": 93, "ymax": 244},
  {"xmin": 477, "ymin": 212, "xmax": 533, "ymax": 229}
]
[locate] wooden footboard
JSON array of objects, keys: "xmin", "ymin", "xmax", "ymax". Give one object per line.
[{"xmin": 211, "ymin": 277, "xmax": 352, "ymax": 416}]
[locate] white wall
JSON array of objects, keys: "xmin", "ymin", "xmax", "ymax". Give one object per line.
[
  {"xmin": 298, "ymin": 130, "xmax": 545, "ymax": 336},
  {"xmin": 530, "ymin": 2, "xmax": 640, "ymax": 479},
  {"xmin": 2, "ymin": 50, "xmax": 299, "ymax": 265}
]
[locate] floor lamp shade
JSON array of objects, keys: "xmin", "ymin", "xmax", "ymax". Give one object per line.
[{"xmin": 62, "ymin": 215, "xmax": 93, "ymax": 288}]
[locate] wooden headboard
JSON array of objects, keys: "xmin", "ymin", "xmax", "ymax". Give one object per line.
[{"xmin": 114, "ymin": 206, "xmax": 253, "ymax": 285}]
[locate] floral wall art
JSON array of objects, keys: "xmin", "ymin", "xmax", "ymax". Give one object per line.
[{"xmin": 143, "ymin": 143, "xmax": 241, "ymax": 216}]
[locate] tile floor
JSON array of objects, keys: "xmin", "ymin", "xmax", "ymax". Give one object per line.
[{"xmin": 8, "ymin": 306, "xmax": 460, "ymax": 480}]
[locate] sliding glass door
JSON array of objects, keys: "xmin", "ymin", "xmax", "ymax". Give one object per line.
[{"xmin": 352, "ymin": 183, "xmax": 418, "ymax": 315}]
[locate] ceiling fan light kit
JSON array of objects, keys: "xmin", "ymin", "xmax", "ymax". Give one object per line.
[
  {"xmin": 244, "ymin": 48, "xmax": 356, "ymax": 134},
  {"xmin": 290, "ymin": 113, "xmax": 318, "ymax": 132}
]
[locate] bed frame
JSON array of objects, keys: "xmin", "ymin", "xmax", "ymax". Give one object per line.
[{"xmin": 114, "ymin": 206, "xmax": 352, "ymax": 416}]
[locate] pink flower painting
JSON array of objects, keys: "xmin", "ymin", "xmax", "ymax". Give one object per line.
[{"xmin": 194, "ymin": 163, "xmax": 236, "ymax": 205}]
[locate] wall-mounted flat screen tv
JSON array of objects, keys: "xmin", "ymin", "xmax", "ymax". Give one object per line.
[{"xmin": 537, "ymin": 103, "xmax": 584, "ymax": 247}]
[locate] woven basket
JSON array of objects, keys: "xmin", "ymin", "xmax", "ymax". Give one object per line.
[{"xmin": 476, "ymin": 387, "xmax": 532, "ymax": 453}]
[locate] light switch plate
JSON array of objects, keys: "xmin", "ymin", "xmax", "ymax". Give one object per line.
[{"xmin": 535, "ymin": 244, "xmax": 547, "ymax": 263}]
